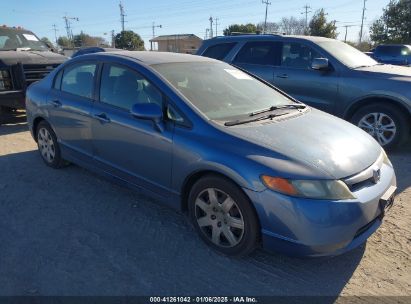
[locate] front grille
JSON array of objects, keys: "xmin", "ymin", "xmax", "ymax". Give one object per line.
[
  {"xmin": 343, "ymin": 152, "xmax": 384, "ymax": 191},
  {"xmin": 22, "ymin": 64, "xmax": 60, "ymax": 87}
]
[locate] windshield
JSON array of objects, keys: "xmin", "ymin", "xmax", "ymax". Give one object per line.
[
  {"xmin": 152, "ymin": 62, "xmax": 293, "ymax": 120},
  {"xmin": 0, "ymin": 28, "xmax": 48, "ymax": 51},
  {"xmin": 317, "ymin": 40, "xmax": 378, "ymax": 68}
]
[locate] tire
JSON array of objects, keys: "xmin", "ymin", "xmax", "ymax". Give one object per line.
[
  {"xmin": 351, "ymin": 104, "xmax": 410, "ymax": 150},
  {"xmin": 188, "ymin": 175, "xmax": 260, "ymax": 257},
  {"xmin": 36, "ymin": 121, "xmax": 68, "ymax": 168}
]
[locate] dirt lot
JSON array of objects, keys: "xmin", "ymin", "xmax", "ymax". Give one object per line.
[{"xmin": 0, "ymin": 114, "xmax": 410, "ymax": 298}]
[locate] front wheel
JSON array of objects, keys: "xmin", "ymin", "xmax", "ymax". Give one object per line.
[
  {"xmin": 188, "ymin": 175, "xmax": 259, "ymax": 257},
  {"xmin": 351, "ymin": 104, "xmax": 410, "ymax": 150}
]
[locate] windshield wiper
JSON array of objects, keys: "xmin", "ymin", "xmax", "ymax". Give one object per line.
[
  {"xmin": 249, "ymin": 104, "xmax": 306, "ymax": 117},
  {"xmin": 225, "ymin": 112, "xmax": 290, "ymax": 126}
]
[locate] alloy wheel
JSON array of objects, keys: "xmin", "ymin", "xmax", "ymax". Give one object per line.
[
  {"xmin": 37, "ymin": 127, "xmax": 56, "ymax": 164},
  {"xmin": 194, "ymin": 188, "xmax": 245, "ymax": 248},
  {"xmin": 357, "ymin": 112, "xmax": 397, "ymax": 146}
]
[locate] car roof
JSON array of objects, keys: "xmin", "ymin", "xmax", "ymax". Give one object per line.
[
  {"xmin": 204, "ymin": 34, "xmax": 337, "ymax": 43},
  {"xmin": 376, "ymin": 44, "xmax": 411, "ymax": 47},
  {"xmin": 95, "ymin": 51, "xmax": 216, "ymax": 65}
]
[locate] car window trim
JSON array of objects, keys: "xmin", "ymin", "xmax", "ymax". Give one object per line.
[
  {"xmin": 280, "ymin": 41, "xmax": 336, "ymax": 72},
  {"xmin": 59, "ymin": 60, "xmax": 98, "ymax": 101},
  {"xmin": 233, "ymin": 40, "xmax": 282, "ymax": 67},
  {"xmin": 96, "ymin": 61, "xmax": 191, "ymax": 128}
]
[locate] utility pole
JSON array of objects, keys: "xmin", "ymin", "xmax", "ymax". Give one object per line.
[
  {"xmin": 119, "ymin": 1, "xmax": 126, "ymax": 32},
  {"xmin": 359, "ymin": 0, "xmax": 366, "ymax": 44},
  {"xmin": 62, "ymin": 15, "xmax": 79, "ymax": 46},
  {"xmin": 111, "ymin": 30, "xmax": 115, "ymax": 48},
  {"xmin": 301, "ymin": 4, "xmax": 311, "ymax": 34},
  {"xmin": 262, "ymin": 0, "xmax": 271, "ymax": 34},
  {"xmin": 215, "ymin": 17, "xmax": 219, "ymax": 37},
  {"xmin": 209, "ymin": 16, "xmax": 214, "ymax": 38},
  {"xmin": 205, "ymin": 28, "xmax": 209, "ymax": 39},
  {"xmin": 151, "ymin": 22, "xmax": 162, "ymax": 51},
  {"xmin": 52, "ymin": 24, "xmax": 58, "ymax": 45},
  {"xmin": 343, "ymin": 25, "xmax": 355, "ymax": 42}
]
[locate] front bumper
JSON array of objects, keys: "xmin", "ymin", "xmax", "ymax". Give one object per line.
[
  {"xmin": 245, "ymin": 162, "xmax": 396, "ymax": 257},
  {"xmin": 0, "ymin": 90, "xmax": 25, "ymax": 109}
]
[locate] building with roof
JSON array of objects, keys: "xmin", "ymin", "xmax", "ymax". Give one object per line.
[{"xmin": 149, "ymin": 34, "xmax": 203, "ymax": 54}]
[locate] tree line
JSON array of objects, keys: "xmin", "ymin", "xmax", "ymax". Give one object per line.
[
  {"xmin": 223, "ymin": 0, "xmax": 410, "ymax": 49},
  {"xmin": 41, "ymin": 0, "xmax": 409, "ymax": 51},
  {"xmin": 44, "ymin": 30, "xmax": 145, "ymax": 51}
]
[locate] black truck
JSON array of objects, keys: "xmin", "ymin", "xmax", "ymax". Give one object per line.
[{"xmin": 0, "ymin": 26, "xmax": 66, "ymax": 117}]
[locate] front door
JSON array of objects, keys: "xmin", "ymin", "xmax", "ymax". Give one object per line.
[{"xmin": 91, "ymin": 63, "xmax": 174, "ymax": 196}]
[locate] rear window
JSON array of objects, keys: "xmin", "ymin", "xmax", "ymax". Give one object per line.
[
  {"xmin": 233, "ymin": 41, "xmax": 281, "ymax": 66},
  {"xmin": 202, "ymin": 43, "xmax": 236, "ymax": 60}
]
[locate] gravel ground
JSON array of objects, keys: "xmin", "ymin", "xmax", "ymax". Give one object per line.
[{"xmin": 0, "ymin": 113, "xmax": 410, "ymax": 297}]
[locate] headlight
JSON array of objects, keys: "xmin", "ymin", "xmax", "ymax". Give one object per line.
[
  {"xmin": 261, "ymin": 175, "xmax": 355, "ymax": 200},
  {"xmin": 0, "ymin": 69, "xmax": 12, "ymax": 91}
]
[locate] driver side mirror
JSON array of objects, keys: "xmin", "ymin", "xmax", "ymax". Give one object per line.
[
  {"xmin": 131, "ymin": 103, "xmax": 164, "ymax": 131},
  {"xmin": 311, "ymin": 58, "xmax": 329, "ymax": 70}
]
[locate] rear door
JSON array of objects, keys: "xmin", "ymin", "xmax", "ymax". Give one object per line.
[
  {"xmin": 47, "ymin": 61, "xmax": 97, "ymax": 161},
  {"xmin": 271, "ymin": 41, "xmax": 339, "ymax": 113},
  {"xmin": 231, "ymin": 41, "xmax": 281, "ymax": 85}
]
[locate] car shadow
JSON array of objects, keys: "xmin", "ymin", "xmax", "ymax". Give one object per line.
[
  {"xmin": 0, "ymin": 150, "xmax": 365, "ymax": 298},
  {"xmin": 0, "ymin": 111, "xmax": 28, "ymax": 136},
  {"xmin": 389, "ymin": 139, "xmax": 411, "ymax": 193}
]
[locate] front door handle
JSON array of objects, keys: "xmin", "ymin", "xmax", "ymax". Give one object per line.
[
  {"xmin": 94, "ymin": 113, "xmax": 111, "ymax": 123},
  {"xmin": 51, "ymin": 100, "xmax": 62, "ymax": 107},
  {"xmin": 276, "ymin": 74, "xmax": 288, "ymax": 79}
]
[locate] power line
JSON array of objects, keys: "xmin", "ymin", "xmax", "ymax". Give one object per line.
[
  {"xmin": 119, "ymin": 1, "xmax": 126, "ymax": 32},
  {"xmin": 111, "ymin": 30, "xmax": 115, "ymax": 47},
  {"xmin": 359, "ymin": 0, "xmax": 366, "ymax": 43},
  {"xmin": 342, "ymin": 25, "xmax": 355, "ymax": 42},
  {"xmin": 51, "ymin": 24, "xmax": 58, "ymax": 45},
  {"xmin": 151, "ymin": 22, "xmax": 162, "ymax": 51},
  {"xmin": 262, "ymin": 0, "xmax": 271, "ymax": 34},
  {"xmin": 301, "ymin": 4, "xmax": 311, "ymax": 33},
  {"xmin": 62, "ymin": 15, "xmax": 79, "ymax": 46},
  {"xmin": 209, "ymin": 16, "xmax": 213, "ymax": 38}
]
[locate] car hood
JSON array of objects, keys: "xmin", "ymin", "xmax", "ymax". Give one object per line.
[
  {"xmin": 355, "ymin": 64, "xmax": 411, "ymax": 78},
  {"xmin": 223, "ymin": 109, "xmax": 381, "ymax": 180},
  {"xmin": 0, "ymin": 50, "xmax": 67, "ymax": 67}
]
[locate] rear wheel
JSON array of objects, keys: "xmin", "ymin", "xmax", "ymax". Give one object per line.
[
  {"xmin": 36, "ymin": 121, "xmax": 68, "ymax": 168},
  {"xmin": 351, "ymin": 104, "xmax": 410, "ymax": 150},
  {"xmin": 188, "ymin": 175, "xmax": 259, "ymax": 256}
]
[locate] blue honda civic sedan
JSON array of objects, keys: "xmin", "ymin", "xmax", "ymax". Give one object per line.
[{"xmin": 26, "ymin": 51, "xmax": 397, "ymax": 257}]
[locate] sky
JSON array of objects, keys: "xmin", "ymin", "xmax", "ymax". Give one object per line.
[{"xmin": 1, "ymin": 0, "xmax": 392, "ymax": 47}]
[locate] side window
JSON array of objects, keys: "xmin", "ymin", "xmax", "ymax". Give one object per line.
[
  {"xmin": 61, "ymin": 63, "xmax": 96, "ymax": 98},
  {"xmin": 203, "ymin": 43, "xmax": 236, "ymax": 60},
  {"xmin": 233, "ymin": 41, "xmax": 281, "ymax": 66},
  {"xmin": 281, "ymin": 43, "xmax": 321, "ymax": 69},
  {"xmin": 53, "ymin": 69, "xmax": 63, "ymax": 90},
  {"xmin": 100, "ymin": 64, "xmax": 163, "ymax": 111},
  {"xmin": 167, "ymin": 104, "xmax": 185, "ymax": 123}
]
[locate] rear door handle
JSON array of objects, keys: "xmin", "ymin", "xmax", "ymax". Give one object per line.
[
  {"xmin": 94, "ymin": 113, "xmax": 111, "ymax": 123},
  {"xmin": 51, "ymin": 100, "xmax": 62, "ymax": 107},
  {"xmin": 276, "ymin": 74, "xmax": 288, "ymax": 79}
]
